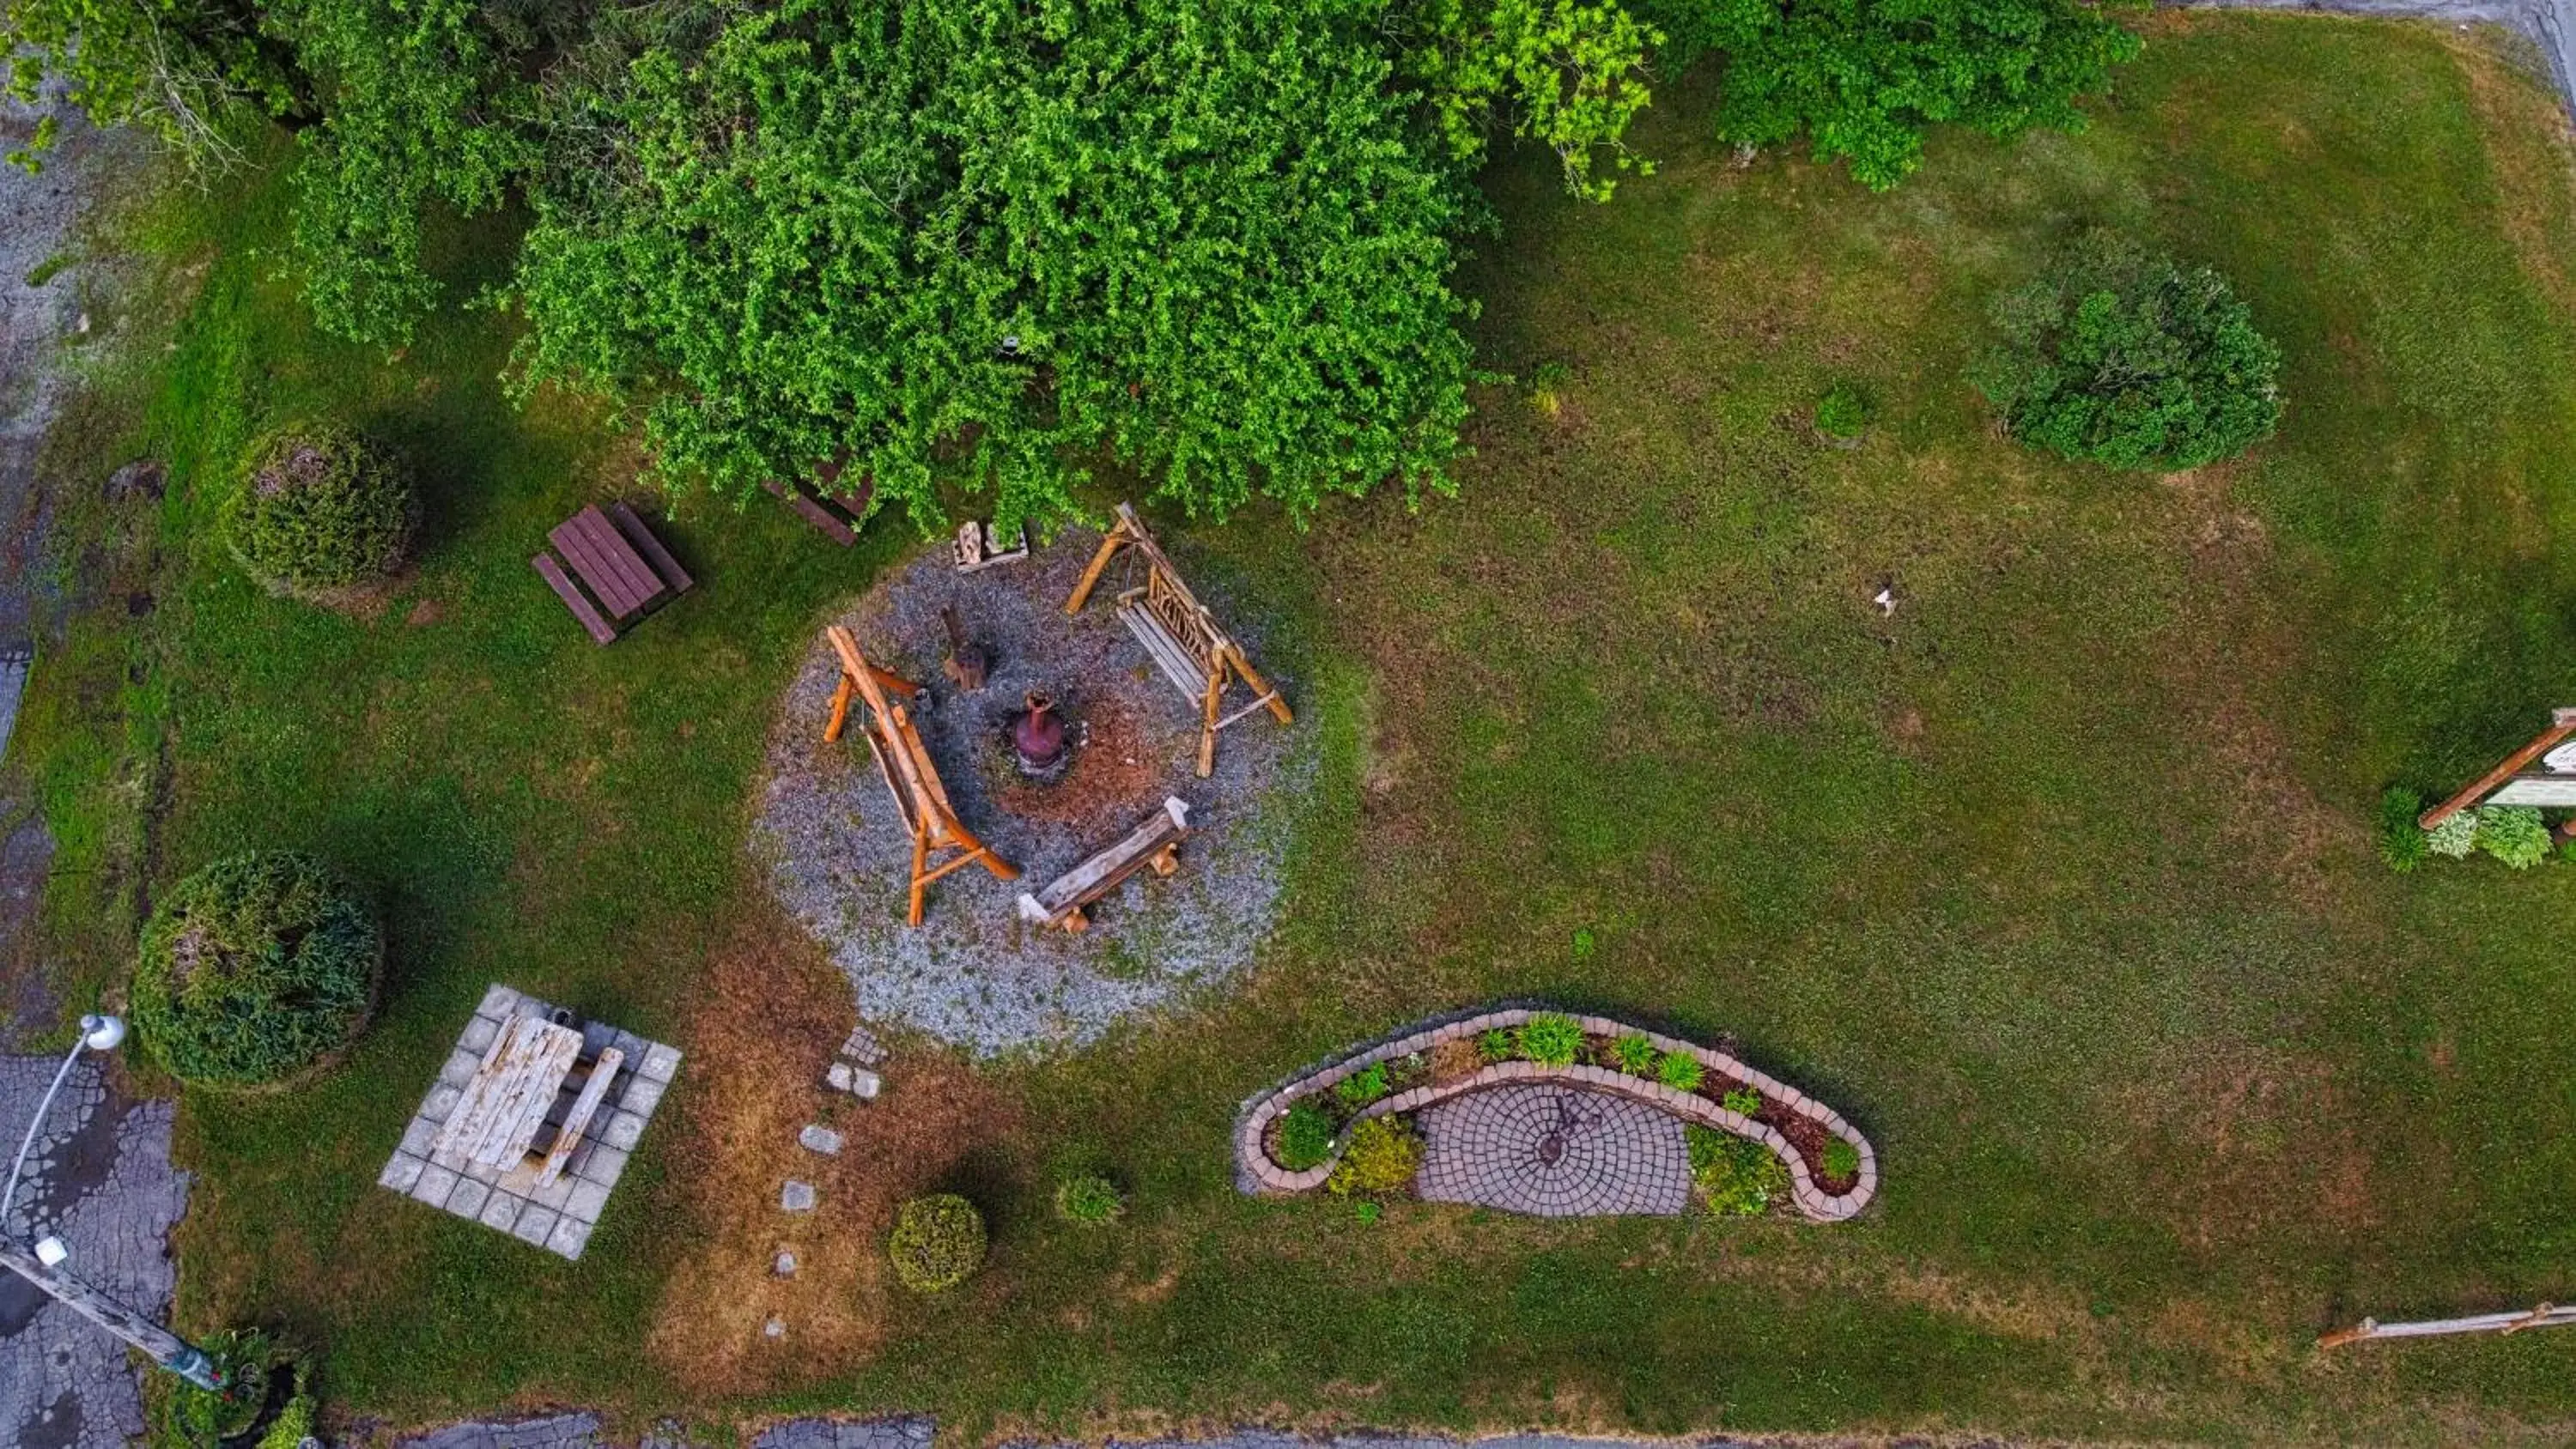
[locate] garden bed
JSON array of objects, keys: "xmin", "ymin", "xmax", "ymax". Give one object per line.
[{"xmin": 1235, "ymin": 1008, "xmax": 1876, "ymax": 1221}]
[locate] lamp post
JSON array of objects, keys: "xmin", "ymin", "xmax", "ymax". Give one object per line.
[{"xmin": 3, "ymin": 1014, "xmax": 227, "ymax": 1392}]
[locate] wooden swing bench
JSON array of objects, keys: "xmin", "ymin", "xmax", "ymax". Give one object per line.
[
  {"xmin": 1017, "ymin": 796, "xmax": 1190, "ymax": 933},
  {"xmin": 1065, "ymin": 502, "xmax": 1291, "ymax": 777},
  {"xmin": 821, "ymin": 625, "xmax": 1018, "ymax": 925}
]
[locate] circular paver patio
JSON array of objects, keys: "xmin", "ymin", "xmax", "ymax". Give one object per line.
[{"xmin": 1413, "ymin": 1083, "xmax": 1691, "ymax": 1217}]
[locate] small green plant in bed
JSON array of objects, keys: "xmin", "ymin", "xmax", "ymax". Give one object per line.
[
  {"xmin": 1054, "ymin": 1173, "xmax": 1126, "ymax": 1227},
  {"xmin": 2376, "ymin": 786, "xmax": 2427, "ymax": 873},
  {"xmin": 1814, "ymin": 380, "xmax": 1874, "ymax": 439},
  {"xmin": 2427, "ymin": 807, "xmax": 2479, "ymax": 859},
  {"xmin": 1722, "ymin": 1086, "xmax": 1763, "ymax": 1117},
  {"xmin": 1275, "ymin": 1100, "xmax": 1337, "ymax": 1170},
  {"xmin": 1656, "ymin": 1050, "xmax": 1704, "ymax": 1092},
  {"xmin": 1823, "ymin": 1137, "xmax": 1862, "ymax": 1181},
  {"xmin": 1611, "ymin": 1034, "xmax": 1658, "ymax": 1075},
  {"xmin": 1687, "ymin": 1126, "xmax": 1790, "ymax": 1217},
  {"xmin": 1516, "ymin": 1012, "xmax": 1583, "ymax": 1067},
  {"xmin": 2474, "ymin": 804, "xmax": 2552, "ymax": 869},
  {"xmin": 1334, "ymin": 1061, "xmax": 1391, "ymax": 1108},
  {"xmin": 1327, "ymin": 1116, "xmax": 1424, "ymax": 1196},
  {"xmin": 1477, "ymin": 1028, "xmax": 1513, "ymax": 1063},
  {"xmin": 148, "ymin": 1328, "xmax": 277, "ymax": 1448}
]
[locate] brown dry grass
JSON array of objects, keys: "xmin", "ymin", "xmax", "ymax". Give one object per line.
[{"xmin": 643, "ymin": 906, "xmax": 1019, "ymax": 1396}]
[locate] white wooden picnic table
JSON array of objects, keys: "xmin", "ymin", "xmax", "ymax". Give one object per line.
[{"xmin": 434, "ymin": 1015, "xmax": 586, "ymax": 1168}]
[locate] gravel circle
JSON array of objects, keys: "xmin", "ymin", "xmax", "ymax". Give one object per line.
[{"xmin": 752, "ymin": 529, "xmax": 1308, "ymax": 1056}]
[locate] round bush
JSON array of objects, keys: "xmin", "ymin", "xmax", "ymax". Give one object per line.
[
  {"xmin": 132, "ymin": 852, "xmax": 379, "ymax": 1088},
  {"xmin": 225, "ymin": 426, "xmax": 416, "ymax": 595},
  {"xmin": 887, "ymin": 1193, "xmax": 987, "ymax": 1293},
  {"xmin": 1975, "ymin": 233, "xmax": 2282, "ymax": 471}
]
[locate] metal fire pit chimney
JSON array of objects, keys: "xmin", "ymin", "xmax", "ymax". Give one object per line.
[{"xmin": 1014, "ymin": 691, "xmax": 1068, "ymax": 776}]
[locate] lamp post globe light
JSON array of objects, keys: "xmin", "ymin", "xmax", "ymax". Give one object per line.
[{"xmin": 3, "ymin": 1012, "xmax": 228, "ymax": 1392}]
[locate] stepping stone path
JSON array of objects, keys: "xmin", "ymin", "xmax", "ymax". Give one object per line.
[
  {"xmin": 781, "ymin": 1180, "xmax": 817, "ymax": 1212},
  {"xmin": 823, "ymin": 1023, "xmax": 885, "ymax": 1100},
  {"xmin": 1414, "ymin": 1083, "xmax": 1690, "ymax": 1218},
  {"xmin": 799, "ymin": 1124, "xmax": 843, "ymax": 1155},
  {"xmin": 775, "ymin": 1250, "xmax": 797, "ymax": 1276}
]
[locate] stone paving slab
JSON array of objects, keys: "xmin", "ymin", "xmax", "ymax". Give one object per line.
[{"xmin": 378, "ymin": 985, "xmax": 680, "ymax": 1260}]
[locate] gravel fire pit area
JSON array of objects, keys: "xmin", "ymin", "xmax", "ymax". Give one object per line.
[{"xmin": 755, "ymin": 528, "xmax": 1307, "ymax": 1055}]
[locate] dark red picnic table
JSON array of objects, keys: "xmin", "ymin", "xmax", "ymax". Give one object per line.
[{"xmin": 532, "ymin": 502, "xmax": 694, "ymax": 645}]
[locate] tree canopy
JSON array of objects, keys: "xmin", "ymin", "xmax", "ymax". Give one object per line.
[{"xmin": 5, "ymin": 0, "xmax": 2145, "ymax": 524}]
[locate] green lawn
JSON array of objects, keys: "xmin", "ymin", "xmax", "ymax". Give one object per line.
[{"xmin": 14, "ymin": 10, "xmax": 2576, "ymax": 1444}]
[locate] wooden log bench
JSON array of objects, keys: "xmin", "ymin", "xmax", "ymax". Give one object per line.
[
  {"xmin": 532, "ymin": 502, "xmax": 693, "ymax": 645},
  {"xmin": 767, "ymin": 456, "xmax": 874, "ymax": 547},
  {"xmin": 1017, "ymin": 796, "xmax": 1190, "ymax": 932}
]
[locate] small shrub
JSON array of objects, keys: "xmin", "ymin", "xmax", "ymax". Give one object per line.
[
  {"xmin": 224, "ymin": 426, "xmax": 416, "ymax": 596},
  {"xmin": 1516, "ymin": 1012, "xmax": 1583, "ymax": 1068},
  {"xmin": 1611, "ymin": 1034, "xmax": 1658, "ymax": 1076},
  {"xmin": 2475, "ymin": 805, "xmax": 2553, "ymax": 870},
  {"xmin": 1822, "ymin": 1137, "xmax": 1862, "ymax": 1180},
  {"xmin": 148, "ymin": 1328, "xmax": 274, "ymax": 1448},
  {"xmin": 252, "ymin": 1361, "xmax": 315, "ymax": 1449},
  {"xmin": 1571, "ymin": 926, "xmax": 1597, "ymax": 960},
  {"xmin": 1975, "ymin": 232, "xmax": 2282, "ymax": 471},
  {"xmin": 1476, "ymin": 1028, "xmax": 1513, "ymax": 1063},
  {"xmin": 1353, "ymin": 1199, "xmax": 1383, "ymax": 1225},
  {"xmin": 1722, "ymin": 1086, "xmax": 1763, "ymax": 1117},
  {"xmin": 1686, "ymin": 1125, "xmax": 1789, "ymax": 1217},
  {"xmin": 1054, "ymin": 1173, "xmax": 1124, "ymax": 1227},
  {"xmin": 1656, "ymin": 1051, "xmax": 1704, "ymax": 1093},
  {"xmin": 2376, "ymin": 786, "xmax": 2427, "ymax": 874},
  {"xmin": 1327, "ymin": 1115, "xmax": 1423, "ymax": 1196},
  {"xmin": 2426, "ymin": 808, "xmax": 2479, "ymax": 859},
  {"xmin": 1274, "ymin": 1100, "xmax": 1336, "ymax": 1171},
  {"xmin": 887, "ymin": 1193, "xmax": 987, "ymax": 1293},
  {"xmin": 133, "ymin": 852, "xmax": 380, "ymax": 1088},
  {"xmin": 1528, "ymin": 361, "xmax": 1572, "ymax": 416},
  {"xmin": 1334, "ymin": 1061, "xmax": 1390, "ymax": 1109},
  {"xmin": 1814, "ymin": 379, "xmax": 1874, "ymax": 438}
]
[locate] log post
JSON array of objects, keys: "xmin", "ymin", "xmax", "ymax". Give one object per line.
[
  {"xmin": 1197, "ymin": 665, "xmax": 1224, "ymax": 779},
  {"xmin": 1228, "ymin": 646, "xmax": 1294, "ymax": 724},
  {"xmin": 0, "ymin": 1240, "xmax": 226, "ymax": 1391},
  {"xmin": 1066, "ymin": 530, "xmax": 1128, "ymax": 615},
  {"xmin": 823, "ymin": 675, "xmax": 855, "ymax": 744}
]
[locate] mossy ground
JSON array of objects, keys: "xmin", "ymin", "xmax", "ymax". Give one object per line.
[{"xmin": 8, "ymin": 13, "xmax": 2576, "ymax": 1444}]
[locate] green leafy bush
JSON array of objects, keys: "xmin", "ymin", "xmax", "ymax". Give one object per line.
[
  {"xmin": 251, "ymin": 1360, "xmax": 316, "ymax": 1449},
  {"xmin": 148, "ymin": 1328, "xmax": 275, "ymax": 1449},
  {"xmin": 1656, "ymin": 1050, "xmax": 1705, "ymax": 1093},
  {"xmin": 1814, "ymin": 380, "xmax": 1873, "ymax": 438},
  {"xmin": 1686, "ymin": 1125, "xmax": 1789, "ymax": 1216},
  {"xmin": 1327, "ymin": 1116, "xmax": 1424, "ymax": 1197},
  {"xmin": 1275, "ymin": 1100, "xmax": 1337, "ymax": 1171},
  {"xmin": 2427, "ymin": 808, "xmax": 2480, "ymax": 859},
  {"xmin": 224, "ymin": 427, "xmax": 416, "ymax": 596},
  {"xmin": 887, "ymin": 1193, "xmax": 987, "ymax": 1293},
  {"xmin": 1722, "ymin": 1086, "xmax": 1763, "ymax": 1117},
  {"xmin": 1975, "ymin": 233, "xmax": 2283, "ymax": 471},
  {"xmin": 1353, "ymin": 1199, "xmax": 1383, "ymax": 1226},
  {"xmin": 1054, "ymin": 1173, "xmax": 1125, "ymax": 1227},
  {"xmin": 1516, "ymin": 1012, "xmax": 1584, "ymax": 1067},
  {"xmin": 1662, "ymin": 0, "xmax": 2142, "ymax": 190},
  {"xmin": 133, "ymin": 852, "xmax": 379, "ymax": 1088},
  {"xmin": 2475, "ymin": 805, "xmax": 2553, "ymax": 870},
  {"xmin": 1822, "ymin": 1137, "xmax": 1862, "ymax": 1180},
  {"xmin": 1334, "ymin": 1061, "xmax": 1391, "ymax": 1109},
  {"xmin": 1477, "ymin": 1028, "xmax": 1514, "ymax": 1064},
  {"xmin": 1611, "ymin": 1034, "xmax": 1658, "ymax": 1075},
  {"xmin": 2377, "ymin": 786, "xmax": 2428, "ymax": 874}
]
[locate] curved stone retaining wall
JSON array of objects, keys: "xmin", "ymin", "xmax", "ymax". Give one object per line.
[{"xmin": 1234, "ymin": 1008, "xmax": 1877, "ymax": 1222}]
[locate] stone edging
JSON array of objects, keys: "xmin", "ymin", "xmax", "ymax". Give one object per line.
[{"xmin": 1232, "ymin": 1009, "xmax": 1877, "ymax": 1222}]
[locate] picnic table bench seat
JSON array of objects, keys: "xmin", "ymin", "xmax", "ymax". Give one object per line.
[{"xmin": 768, "ymin": 455, "xmax": 875, "ymax": 546}]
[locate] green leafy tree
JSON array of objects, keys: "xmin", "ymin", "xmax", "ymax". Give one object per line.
[
  {"xmin": 3, "ymin": 0, "xmax": 300, "ymax": 167},
  {"xmin": 283, "ymin": 0, "xmax": 538, "ymax": 343},
  {"xmin": 1681, "ymin": 0, "xmax": 2142, "ymax": 190},
  {"xmin": 1405, "ymin": 0, "xmax": 1662, "ymax": 200},
  {"xmin": 1976, "ymin": 232, "xmax": 2282, "ymax": 470}
]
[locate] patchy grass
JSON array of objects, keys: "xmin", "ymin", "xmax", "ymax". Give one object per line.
[{"xmin": 15, "ymin": 12, "xmax": 2576, "ymax": 1444}]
